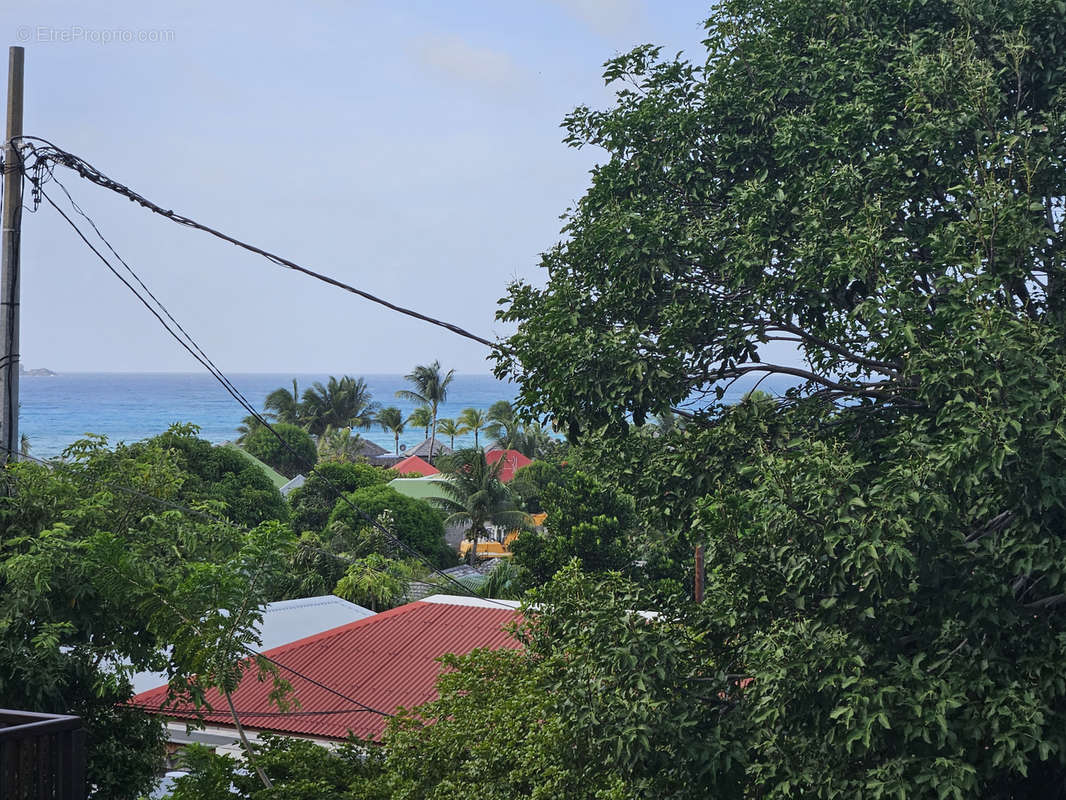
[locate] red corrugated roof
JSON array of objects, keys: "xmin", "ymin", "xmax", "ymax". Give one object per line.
[
  {"xmin": 484, "ymin": 449, "xmax": 533, "ymax": 483},
  {"xmin": 131, "ymin": 599, "xmax": 520, "ymax": 742},
  {"xmin": 389, "ymin": 455, "xmax": 440, "ymax": 476}
]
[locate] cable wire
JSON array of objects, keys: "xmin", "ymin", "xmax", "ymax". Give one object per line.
[
  {"xmin": 17, "ymin": 136, "xmax": 503, "ymax": 351},
  {"xmin": 26, "ymin": 159, "xmax": 521, "ymax": 608},
  {"xmin": 1, "ymin": 444, "xmax": 396, "ymax": 719}
]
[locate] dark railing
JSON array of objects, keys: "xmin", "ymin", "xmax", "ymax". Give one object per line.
[{"xmin": 0, "ymin": 709, "xmax": 86, "ymax": 800}]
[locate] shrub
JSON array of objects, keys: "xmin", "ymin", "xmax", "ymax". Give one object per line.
[{"xmin": 242, "ymin": 423, "xmax": 317, "ymax": 479}]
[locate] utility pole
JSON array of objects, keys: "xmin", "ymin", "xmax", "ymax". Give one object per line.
[
  {"xmin": 0, "ymin": 46, "xmax": 23, "ymax": 465},
  {"xmin": 693, "ymin": 543, "xmax": 705, "ymax": 603}
]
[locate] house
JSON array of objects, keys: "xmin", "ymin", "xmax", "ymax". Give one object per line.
[
  {"xmin": 387, "ymin": 475, "xmax": 449, "ymax": 501},
  {"xmin": 132, "ymin": 595, "xmax": 521, "ymax": 752},
  {"xmin": 279, "ymin": 473, "xmax": 305, "ymax": 497},
  {"xmin": 355, "ymin": 438, "xmax": 390, "ymax": 461},
  {"xmin": 129, "ymin": 595, "xmax": 375, "ymax": 695},
  {"xmin": 389, "ymin": 454, "xmax": 439, "ymax": 476},
  {"xmin": 484, "ymin": 449, "xmax": 533, "ymax": 482},
  {"xmin": 406, "ymin": 438, "xmax": 453, "ymax": 461}
]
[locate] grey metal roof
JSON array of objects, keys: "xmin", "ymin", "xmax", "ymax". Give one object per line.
[
  {"xmin": 130, "ymin": 595, "xmax": 375, "ymax": 694},
  {"xmin": 279, "ymin": 473, "xmax": 306, "ymax": 496},
  {"xmin": 407, "ymin": 438, "xmax": 453, "ymax": 459},
  {"xmin": 358, "ymin": 439, "xmax": 389, "ymax": 458}
]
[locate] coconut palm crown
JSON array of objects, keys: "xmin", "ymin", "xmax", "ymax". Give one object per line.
[
  {"xmin": 457, "ymin": 407, "xmax": 489, "ymax": 448},
  {"xmin": 301, "ymin": 376, "xmax": 378, "ymax": 437},
  {"xmin": 432, "ymin": 448, "xmax": 529, "ymax": 565},
  {"xmin": 396, "ymin": 361, "xmax": 455, "ymax": 461},
  {"xmin": 375, "ymin": 406, "xmax": 406, "ymax": 455}
]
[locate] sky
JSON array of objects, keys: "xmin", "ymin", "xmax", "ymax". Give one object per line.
[{"xmin": 0, "ymin": 0, "xmax": 715, "ymax": 374}]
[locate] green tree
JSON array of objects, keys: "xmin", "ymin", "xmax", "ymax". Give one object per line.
[
  {"xmin": 508, "ymin": 459, "xmax": 566, "ymax": 514},
  {"xmin": 406, "ymin": 405, "xmax": 432, "ymax": 441},
  {"xmin": 327, "ymin": 484, "xmax": 454, "ymax": 568},
  {"xmin": 334, "ymin": 552, "xmax": 415, "ymax": 612},
  {"xmin": 0, "ymin": 434, "xmax": 294, "ymax": 799},
  {"xmin": 234, "ymin": 414, "xmax": 262, "ymax": 444},
  {"xmin": 242, "ymin": 422, "xmax": 317, "ymax": 479},
  {"xmin": 510, "ymin": 470, "xmax": 635, "ymax": 586},
  {"xmin": 396, "ymin": 362, "xmax": 455, "ymax": 461},
  {"xmin": 375, "ymin": 406, "xmax": 406, "ymax": 455},
  {"xmin": 287, "ymin": 460, "xmax": 387, "ymax": 534},
  {"xmin": 127, "ymin": 426, "xmax": 288, "ymax": 527},
  {"xmin": 316, "ymin": 426, "xmax": 366, "ymax": 463},
  {"xmin": 168, "ymin": 736, "xmax": 391, "ymax": 800},
  {"xmin": 263, "ymin": 379, "xmax": 302, "ymax": 425},
  {"xmin": 436, "ymin": 418, "xmax": 461, "ymax": 449},
  {"xmin": 434, "ymin": 448, "xmax": 528, "ymax": 565},
  {"xmin": 484, "ymin": 400, "xmax": 518, "ymax": 449},
  {"xmin": 490, "ymin": 1, "xmax": 1066, "ymax": 796},
  {"xmin": 457, "ymin": 407, "xmax": 488, "ymax": 449},
  {"xmin": 301, "ymin": 376, "xmax": 378, "ymax": 438}
]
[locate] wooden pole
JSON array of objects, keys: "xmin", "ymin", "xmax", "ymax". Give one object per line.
[
  {"xmin": 694, "ymin": 543, "xmax": 705, "ymax": 603},
  {"xmin": 0, "ymin": 46, "xmax": 24, "ymax": 465}
]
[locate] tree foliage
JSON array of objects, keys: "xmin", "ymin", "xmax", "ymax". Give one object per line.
[
  {"xmin": 301, "ymin": 376, "xmax": 379, "ymax": 437},
  {"xmin": 327, "ymin": 484, "xmax": 454, "ymax": 568},
  {"xmin": 510, "ymin": 469, "xmax": 636, "ymax": 586},
  {"xmin": 0, "ymin": 433, "xmax": 293, "ymax": 799},
  {"xmin": 487, "ymin": 0, "xmax": 1066, "ymax": 796},
  {"xmin": 242, "ymin": 422, "xmax": 318, "ymax": 479},
  {"xmin": 287, "ymin": 460, "xmax": 388, "ymax": 534},
  {"xmin": 127, "ymin": 427, "xmax": 288, "ymax": 527},
  {"xmin": 433, "ymin": 448, "xmax": 528, "ymax": 565}
]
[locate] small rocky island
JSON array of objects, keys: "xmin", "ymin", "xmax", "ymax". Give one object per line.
[{"xmin": 19, "ymin": 364, "xmax": 56, "ymax": 377}]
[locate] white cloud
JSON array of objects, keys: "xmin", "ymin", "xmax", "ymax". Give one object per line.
[
  {"xmin": 545, "ymin": 0, "xmax": 646, "ymax": 38},
  {"xmin": 412, "ymin": 33, "xmax": 528, "ymax": 96}
]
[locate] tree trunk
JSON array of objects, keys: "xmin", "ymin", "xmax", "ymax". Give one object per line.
[
  {"xmin": 226, "ymin": 690, "xmax": 272, "ymax": 789},
  {"xmin": 468, "ymin": 525, "xmax": 479, "ymax": 566},
  {"xmin": 394, "ymin": 431, "xmax": 399, "ymax": 455},
  {"xmin": 429, "ymin": 405, "xmax": 438, "ymax": 464}
]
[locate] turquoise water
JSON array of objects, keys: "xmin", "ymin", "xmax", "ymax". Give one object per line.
[{"xmin": 19, "ymin": 373, "xmax": 515, "ymax": 459}]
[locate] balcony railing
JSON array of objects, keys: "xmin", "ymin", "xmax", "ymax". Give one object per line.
[{"xmin": 0, "ymin": 709, "xmax": 86, "ymax": 800}]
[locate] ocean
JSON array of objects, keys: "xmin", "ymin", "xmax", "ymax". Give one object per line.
[
  {"xmin": 18, "ymin": 373, "xmax": 516, "ymax": 460},
  {"xmin": 18, "ymin": 371, "xmax": 802, "ymax": 460}
]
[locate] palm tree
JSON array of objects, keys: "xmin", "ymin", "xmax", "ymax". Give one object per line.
[
  {"xmin": 317, "ymin": 426, "xmax": 365, "ymax": 462},
  {"xmin": 19, "ymin": 432, "xmax": 29, "ymax": 458},
  {"xmin": 264, "ymin": 379, "xmax": 302, "ymax": 425},
  {"xmin": 436, "ymin": 418, "xmax": 461, "ymax": 449},
  {"xmin": 407, "ymin": 405, "xmax": 432, "ymax": 440},
  {"xmin": 433, "ymin": 448, "xmax": 529, "ymax": 565},
  {"xmin": 457, "ymin": 407, "xmax": 488, "ymax": 449},
  {"xmin": 301, "ymin": 376, "xmax": 378, "ymax": 437},
  {"xmin": 485, "ymin": 400, "xmax": 520, "ymax": 449},
  {"xmin": 396, "ymin": 361, "xmax": 455, "ymax": 462},
  {"xmin": 334, "ymin": 553, "xmax": 413, "ymax": 612},
  {"xmin": 375, "ymin": 406, "xmax": 406, "ymax": 455},
  {"xmin": 235, "ymin": 414, "xmax": 263, "ymax": 444}
]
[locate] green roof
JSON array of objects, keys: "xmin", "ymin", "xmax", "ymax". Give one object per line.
[
  {"xmin": 388, "ymin": 476, "xmax": 451, "ymax": 502},
  {"xmin": 222, "ymin": 442, "xmax": 289, "ymax": 489}
]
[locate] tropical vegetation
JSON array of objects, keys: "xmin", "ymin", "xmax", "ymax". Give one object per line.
[
  {"xmin": 395, "ymin": 361, "xmax": 455, "ymax": 460},
  {"xmin": 433, "ymin": 448, "xmax": 528, "ymax": 565}
]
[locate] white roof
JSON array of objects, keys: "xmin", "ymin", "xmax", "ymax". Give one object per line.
[
  {"xmin": 129, "ymin": 595, "xmax": 374, "ymax": 693},
  {"xmin": 279, "ymin": 474, "xmax": 306, "ymax": 496},
  {"xmin": 419, "ymin": 594, "xmax": 521, "ymax": 610}
]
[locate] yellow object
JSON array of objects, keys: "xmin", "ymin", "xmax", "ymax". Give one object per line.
[
  {"xmin": 531, "ymin": 513, "xmax": 547, "ymax": 527},
  {"xmin": 458, "ymin": 540, "xmax": 513, "ymax": 559}
]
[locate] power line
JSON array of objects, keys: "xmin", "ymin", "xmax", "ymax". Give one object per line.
[
  {"xmin": 0, "ymin": 444, "xmax": 396, "ymax": 720},
  {"xmin": 125, "ymin": 704, "xmax": 378, "ymax": 718},
  {"xmin": 28, "ymin": 169, "xmax": 519, "ymax": 607},
  {"xmin": 17, "ymin": 137, "xmax": 504, "ymax": 351}
]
